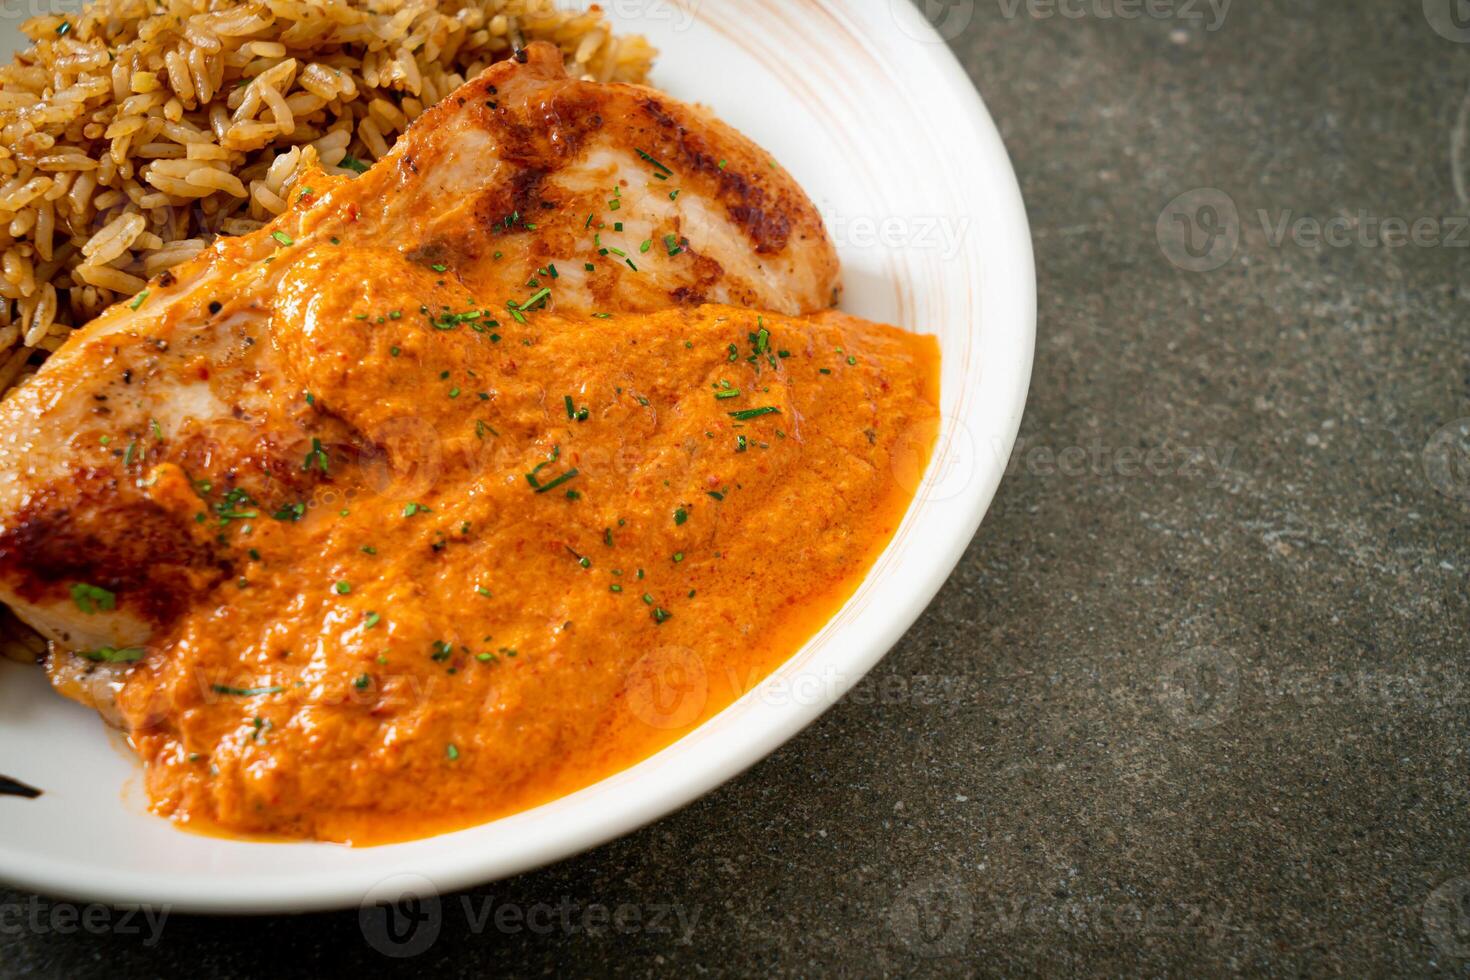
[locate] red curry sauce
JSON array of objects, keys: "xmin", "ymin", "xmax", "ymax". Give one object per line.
[{"xmin": 102, "ymin": 246, "xmax": 938, "ymax": 843}]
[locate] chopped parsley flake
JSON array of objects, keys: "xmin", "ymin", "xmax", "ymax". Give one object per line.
[
  {"xmin": 302, "ymin": 438, "xmax": 329, "ymax": 474},
  {"xmin": 272, "ymin": 502, "xmax": 306, "ymax": 522},
  {"xmin": 70, "ymin": 583, "xmax": 116, "ymax": 614},
  {"xmin": 211, "ymin": 684, "xmax": 285, "ymax": 697},
  {"xmin": 728, "ymin": 407, "xmax": 781, "ymax": 421},
  {"xmin": 82, "ymin": 646, "xmax": 144, "ymax": 663}
]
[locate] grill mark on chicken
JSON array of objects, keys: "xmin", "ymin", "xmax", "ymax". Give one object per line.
[
  {"xmin": 0, "ymin": 474, "xmax": 230, "ymax": 625},
  {"xmin": 637, "ymin": 95, "xmax": 794, "ymax": 254}
]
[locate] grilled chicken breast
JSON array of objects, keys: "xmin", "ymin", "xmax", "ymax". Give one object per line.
[{"xmin": 0, "ymin": 42, "xmax": 839, "ymax": 679}]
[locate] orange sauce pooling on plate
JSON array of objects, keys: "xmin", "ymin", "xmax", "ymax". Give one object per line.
[{"xmin": 112, "ymin": 246, "xmax": 939, "ymax": 844}]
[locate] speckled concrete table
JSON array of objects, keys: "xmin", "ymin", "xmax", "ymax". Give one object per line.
[{"xmin": 6, "ymin": 0, "xmax": 1470, "ymax": 975}]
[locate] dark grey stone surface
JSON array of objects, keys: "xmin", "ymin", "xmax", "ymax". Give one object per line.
[{"xmin": 5, "ymin": 0, "xmax": 1469, "ymax": 975}]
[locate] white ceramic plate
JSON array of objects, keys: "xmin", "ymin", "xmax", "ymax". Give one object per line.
[{"xmin": 0, "ymin": 0, "xmax": 1034, "ymax": 913}]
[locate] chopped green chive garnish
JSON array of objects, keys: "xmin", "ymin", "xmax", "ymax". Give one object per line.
[
  {"xmin": 728, "ymin": 407, "xmax": 781, "ymax": 420},
  {"xmin": 302, "ymin": 437, "xmax": 329, "ymax": 474},
  {"xmin": 211, "ymin": 684, "xmax": 285, "ymax": 697},
  {"xmin": 70, "ymin": 583, "xmax": 116, "ymax": 614},
  {"xmin": 83, "ymin": 646, "xmax": 145, "ymax": 663},
  {"xmin": 634, "ymin": 148, "xmax": 673, "ymax": 175},
  {"xmin": 271, "ymin": 231, "xmax": 294, "ymax": 247},
  {"xmin": 273, "ymin": 502, "xmax": 306, "ymax": 522}
]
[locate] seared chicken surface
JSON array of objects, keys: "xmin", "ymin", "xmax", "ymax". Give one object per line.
[{"xmin": 0, "ymin": 43, "xmax": 839, "ymax": 673}]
